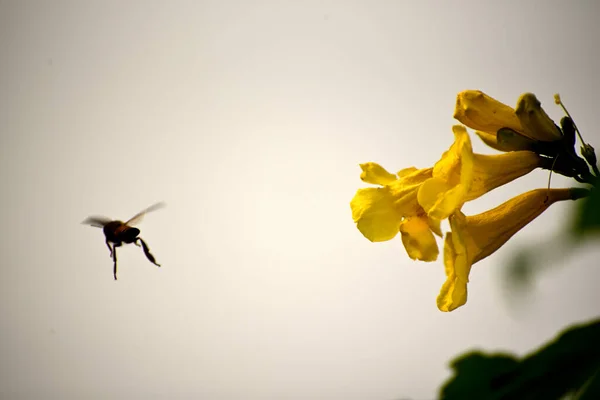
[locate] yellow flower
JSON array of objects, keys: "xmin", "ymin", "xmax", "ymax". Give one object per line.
[
  {"xmin": 437, "ymin": 188, "xmax": 588, "ymax": 312},
  {"xmin": 351, "ymin": 127, "xmax": 545, "ymax": 261},
  {"xmin": 416, "ymin": 125, "xmax": 474, "ymax": 220},
  {"xmin": 453, "ymin": 90, "xmax": 562, "ymax": 151},
  {"xmin": 454, "ymin": 90, "xmax": 524, "ymax": 137},
  {"xmin": 351, "ymin": 164, "xmax": 441, "ymax": 261},
  {"xmin": 417, "ymin": 125, "xmax": 544, "ymax": 220},
  {"xmin": 515, "ymin": 93, "xmax": 563, "ymax": 142}
]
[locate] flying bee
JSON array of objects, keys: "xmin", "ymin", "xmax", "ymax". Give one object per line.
[{"xmin": 82, "ymin": 202, "xmax": 165, "ymax": 280}]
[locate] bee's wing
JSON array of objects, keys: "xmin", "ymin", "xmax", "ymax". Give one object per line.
[
  {"xmin": 82, "ymin": 216, "xmax": 112, "ymax": 227},
  {"xmin": 125, "ymin": 202, "xmax": 166, "ymax": 226}
]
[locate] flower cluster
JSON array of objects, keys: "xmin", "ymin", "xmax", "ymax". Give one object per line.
[{"xmin": 351, "ymin": 90, "xmax": 594, "ymax": 311}]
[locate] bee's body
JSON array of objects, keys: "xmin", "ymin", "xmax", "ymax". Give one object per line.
[
  {"xmin": 83, "ymin": 203, "xmax": 164, "ymax": 280},
  {"xmin": 103, "ymin": 221, "xmax": 140, "ymax": 245}
]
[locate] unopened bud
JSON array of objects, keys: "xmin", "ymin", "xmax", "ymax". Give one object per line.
[
  {"xmin": 554, "ymin": 93, "xmax": 562, "ymax": 105},
  {"xmin": 515, "ymin": 93, "xmax": 563, "ymax": 142},
  {"xmin": 581, "ymin": 143, "xmax": 598, "ymax": 167}
]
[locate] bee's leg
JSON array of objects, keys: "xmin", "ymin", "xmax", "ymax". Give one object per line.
[
  {"xmin": 106, "ymin": 240, "xmax": 113, "ymax": 257},
  {"xmin": 137, "ymin": 238, "xmax": 161, "ymax": 267},
  {"xmin": 112, "ymin": 243, "xmax": 121, "ymax": 280}
]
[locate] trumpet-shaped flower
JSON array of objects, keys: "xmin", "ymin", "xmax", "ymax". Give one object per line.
[
  {"xmin": 437, "ymin": 188, "xmax": 589, "ymax": 312},
  {"xmin": 515, "ymin": 93, "xmax": 563, "ymax": 142},
  {"xmin": 351, "ymin": 164, "xmax": 441, "ymax": 261},
  {"xmin": 454, "ymin": 90, "xmax": 525, "ymax": 138},
  {"xmin": 417, "ymin": 126, "xmax": 544, "ymax": 220},
  {"xmin": 454, "ymin": 90, "xmax": 563, "ymax": 151},
  {"xmin": 351, "ymin": 126, "xmax": 546, "ymax": 261}
]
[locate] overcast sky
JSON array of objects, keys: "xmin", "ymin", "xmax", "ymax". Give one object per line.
[{"xmin": 1, "ymin": 1, "xmax": 600, "ymax": 399}]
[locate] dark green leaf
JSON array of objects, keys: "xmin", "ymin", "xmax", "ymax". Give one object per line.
[
  {"xmin": 440, "ymin": 319, "xmax": 600, "ymax": 400},
  {"xmin": 572, "ymin": 188, "xmax": 600, "ymax": 236}
]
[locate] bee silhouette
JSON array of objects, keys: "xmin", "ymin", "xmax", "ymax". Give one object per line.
[{"xmin": 82, "ymin": 202, "xmax": 164, "ymax": 280}]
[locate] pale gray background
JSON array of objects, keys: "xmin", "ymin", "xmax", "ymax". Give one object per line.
[{"xmin": 1, "ymin": 1, "xmax": 599, "ymax": 399}]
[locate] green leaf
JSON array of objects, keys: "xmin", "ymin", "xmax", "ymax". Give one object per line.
[
  {"xmin": 572, "ymin": 188, "xmax": 600, "ymax": 236},
  {"xmin": 441, "ymin": 352, "xmax": 518, "ymax": 399},
  {"xmin": 440, "ymin": 319, "xmax": 600, "ymax": 400}
]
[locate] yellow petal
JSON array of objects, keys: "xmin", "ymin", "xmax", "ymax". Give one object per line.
[
  {"xmin": 419, "ymin": 126, "xmax": 542, "ymax": 214},
  {"xmin": 388, "ymin": 167, "xmax": 433, "ymax": 213},
  {"xmin": 453, "ymin": 90, "xmax": 525, "ymax": 136},
  {"xmin": 399, "ymin": 216, "xmax": 439, "ymax": 261},
  {"xmin": 473, "ymin": 130, "xmax": 502, "ymax": 151},
  {"xmin": 432, "ymin": 184, "xmax": 468, "ymax": 221},
  {"xmin": 428, "ymin": 216, "xmax": 443, "ymax": 237},
  {"xmin": 418, "ymin": 177, "xmax": 469, "ymax": 221},
  {"xmin": 397, "ymin": 167, "xmax": 418, "ymax": 178},
  {"xmin": 447, "ymin": 211, "xmax": 470, "ymax": 282},
  {"xmin": 437, "ymin": 230, "xmax": 469, "ymax": 312},
  {"xmin": 467, "ymin": 151, "xmax": 543, "ymax": 201},
  {"xmin": 359, "ymin": 162, "xmax": 398, "ymax": 185},
  {"xmin": 463, "ymin": 188, "xmax": 580, "ymax": 264},
  {"xmin": 419, "ymin": 126, "xmax": 473, "ymax": 220},
  {"xmin": 350, "ymin": 187, "xmax": 402, "ymax": 242},
  {"xmin": 417, "ymin": 177, "xmax": 451, "ymax": 217},
  {"xmin": 515, "ymin": 93, "xmax": 563, "ymax": 142},
  {"xmin": 474, "ymin": 129, "xmax": 537, "ymax": 152},
  {"xmin": 432, "ymin": 125, "xmax": 473, "ymax": 184},
  {"xmin": 437, "ymin": 188, "xmax": 584, "ymax": 312},
  {"xmin": 395, "ymin": 167, "xmax": 433, "ymax": 185}
]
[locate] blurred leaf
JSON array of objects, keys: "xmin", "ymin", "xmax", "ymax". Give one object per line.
[
  {"xmin": 440, "ymin": 319, "xmax": 600, "ymax": 400},
  {"xmin": 506, "ymin": 249, "xmax": 534, "ymax": 289},
  {"xmin": 441, "ymin": 352, "xmax": 518, "ymax": 399},
  {"xmin": 572, "ymin": 187, "xmax": 600, "ymax": 237}
]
